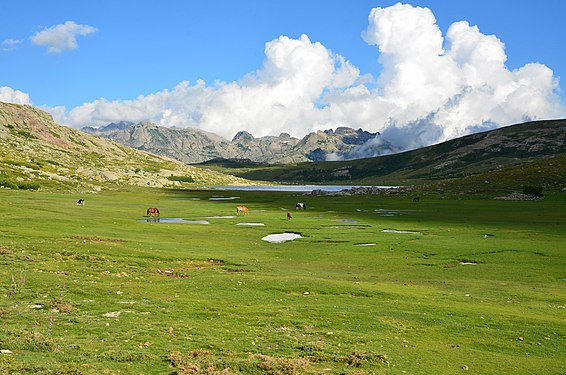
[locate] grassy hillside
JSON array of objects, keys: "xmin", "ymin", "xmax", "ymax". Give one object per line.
[
  {"xmin": 0, "ymin": 102, "xmax": 253, "ymax": 191},
  {"xmin": 0, "ymin": 188, "xmax": 564, "ymax": 373},
  {"xmin": 194, "ymin": 119, "xmax": 566, "ymax": 192}
]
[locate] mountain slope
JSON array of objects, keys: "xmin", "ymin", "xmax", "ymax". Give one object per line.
[
  {"xmin": 83, "ymin": 122, "xmax": 398, "ymax": 163},
  {"xmin": 200, "ymin": 119, "xmax": 566, "ymax": 191},
  {"xmin": 0, "ymin": 102, "xmax": 251, "ymax": 191}
]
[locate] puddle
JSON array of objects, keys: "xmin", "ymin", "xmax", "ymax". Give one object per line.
[
  {"xmin": 208, "ymin": 196, "xmax": 240, "ymax": 201},
  {"xmin": 236, "ymin": 222, "xmax": 265, "ymax": 226},
  {"xmin": 355, "ymin": 243, "xmax": 377, "ymax": 246},
  {"xmin": 262, "ymin": 233, "xmax": 303, "ymax": 243},
  {"xmin": 338, "ymin": 219, "xmax": 358, "ymax": 223},
  {"xmin": 459, "ymin": 261, "xmax": 478, "ymax": 265},
  {"xmin": 207, "ymin": 216, "xmax": 236, "ymax": 219},
  {"xmin": 138, "ymin": 218, "xmax": 210, "ymax": 224},
  {"xmin": 382, "ymin": 229, "xmax": 421, "ymax": 234},
  {"xmin": 322, "ymin": 226, "xmax": 368, "ymax": 229}
]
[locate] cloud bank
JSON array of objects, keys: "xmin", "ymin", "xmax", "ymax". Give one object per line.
[
  {"xmin": 5, "ymin": 4, "xmax": 566, "ymax": 154},
  {"xmin": 30, "ymin": 21, "xmax": 97, "ymax": 53}
]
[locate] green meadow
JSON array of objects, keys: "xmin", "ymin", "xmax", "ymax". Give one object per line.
[{"xmin": 0, "ymin": 188, "xmax": 564, "ymax": 374}]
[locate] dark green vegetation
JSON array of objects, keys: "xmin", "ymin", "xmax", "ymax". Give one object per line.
[
  {"xmin": 194, "ymin": 120, "xmax": 566, "ymax": 193},
  {"xmin": 1, "ymin": 188, "xmax": 564, "ymax": 374}
]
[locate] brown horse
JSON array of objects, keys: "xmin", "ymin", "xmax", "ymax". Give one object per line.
[
  {"xmin": 287, "ymin": 212, "xmax": 292, "ymax": 220},
  {"xmin": 146, "ymin": 207, "xmax": 160, "ymax": 217},
  {"xmin": 236, "ymin": 205, "xmax": 249, "ymax": 215}
]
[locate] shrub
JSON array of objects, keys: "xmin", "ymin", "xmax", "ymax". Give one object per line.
[
  {"xmin": 17, "ymin": 181, "xmax": 40, "ymax": 190},
  {"xmin": 522, "ymin": 185, "xmax": 544, "ymax": 196},
  {"xmin": 0, "ymin": 178, "xmax": 18, "ymax": 189},
  {"xmin": 167, "ymin": 175, "xmax": 195, "ymax": 183},
  {"xmin": 0, "ymin": 178, "xmax": 40, "ymax": 190}
]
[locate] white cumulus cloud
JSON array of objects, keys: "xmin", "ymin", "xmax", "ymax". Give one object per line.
[
  {"xmin": 30, "ymin": 4, "xmax": 566, "ymax": 154},
  {"xmin": 0, "ymin": 86, "xmax": 32, "ymax": 104},
  {"xmin": 30, "ymin": 21, "xmax": 97, "ymax": 53}
]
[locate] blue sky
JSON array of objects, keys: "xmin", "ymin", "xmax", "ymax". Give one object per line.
[{"xmin": 1, "ymin": 1, "xmax": 565, "ymax": 149}]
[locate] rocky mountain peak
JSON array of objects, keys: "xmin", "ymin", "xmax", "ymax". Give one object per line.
[{"xmin": 232, "ymin": 130, "xmax": 254, "ymax": 143}]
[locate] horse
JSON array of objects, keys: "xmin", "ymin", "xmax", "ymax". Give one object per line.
[
  {"xmin": 287, "ymin": 212, "xmax": 292, "ymax": 220},
  {"xmin": 76, "ymin": 199, "xmax": 85, "ymax": 206},
  {"xmin": 412, "ymin": 197, "xmax": 420, "ymax": 203},
  {"xmin": 296, "ymin": 202, "xmax": 306, "ymax": 210},
  {"xmin": 236, "ymin": 205, "xmax": 249, "ymax": 215},
  {"xmin": 146, "ymin": 207, "xmax": 160, "ymax": 217}
]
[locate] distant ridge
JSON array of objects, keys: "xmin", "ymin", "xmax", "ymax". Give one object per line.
[{"xmin": 82, "ymin": 122, "xmax": 399, "ymax": 164}]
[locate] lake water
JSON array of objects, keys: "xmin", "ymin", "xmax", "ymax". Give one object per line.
[{"xmin": 206, "ymin": 185, "xmax": 398, "ymax": 192}]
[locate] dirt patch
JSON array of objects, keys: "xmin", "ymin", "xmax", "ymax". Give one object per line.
[
  {"xmin": 0, "ymin": 246, "xmax": 14, "ymax": 254},
  {"xmin": 339, "ymin": 351, "xmax": 389, "ymax": 367},
  {"xmin": 252, "ymin": 353, "xmax": 311, "ymax": 374},
  {"xmin": 158, "ymin": 269, "xmax": 190, "ymax": 278}
]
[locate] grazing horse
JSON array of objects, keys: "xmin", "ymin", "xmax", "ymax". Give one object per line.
[
  {"xmin": 412, "ymin": 197, "xmax": 420, "ymax": 203},
  {"xmin": 296, "ymin": 202, "xmax": 306, "ymax": 210},
  {"xmin": 146, "ymin": 207, "xmax": 160, "ymax": 217},
  {"xmin": 236, "ymin": 205, "xmax": 249, "ymax": 215},
  {"xmin": 76, "ymin": 199, "xmax": 85, "ymax": 205},
  {"xmin": 287, "ymin": 212, "xmax": 292, "ymax": 220}
]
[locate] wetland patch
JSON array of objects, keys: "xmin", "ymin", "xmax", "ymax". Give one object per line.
[{"xmin": 138, "ymin": 218, "xmax": 210, "ymax": 224}]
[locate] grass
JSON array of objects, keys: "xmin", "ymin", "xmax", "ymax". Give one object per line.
[{"xmin": 0, "ymin": 188, "xmax": 564, "ymax": 374}]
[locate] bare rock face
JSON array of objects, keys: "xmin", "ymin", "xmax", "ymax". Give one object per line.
[{"xmin": 83, "ymin": 122, "xmax": 399, "ymax": 164}]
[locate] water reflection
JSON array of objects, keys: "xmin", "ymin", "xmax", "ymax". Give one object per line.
[{"xmin": 138, "ymin": 218, "xmax": 210, "ymax": 224}]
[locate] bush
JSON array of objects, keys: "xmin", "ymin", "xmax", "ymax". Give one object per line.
[
  {"xmin": 0, "ymin": 178, "xmax": 18, "ymax": 189},
  {"xmin": 522, "ymin": 185, "xmax": 544, "ymax": 196},
  {"xmin": 17, "ymin": 181, "xmax": 40, "ymax": 190},
  {"xmin": 167, "ymin": 175, "xmax": 195, "ymax": 183},
  {"xmin": 0, "ymin": 178, "xmax": 40, "ymax": 190}
]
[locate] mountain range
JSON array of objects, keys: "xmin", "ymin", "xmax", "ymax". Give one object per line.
[
  {"xmin": 196, "ymin": 119, "xmax": 566, "ymax": 192},
  {"xmin": 2, "ymin": 102, "xmax": 564, "ymax": 193},
  {"xmin": 0, "ymin": 102, "xmax": 250, "ymax": 191},
  {"xmin": 82, "ymin": 121, "xmax": 399, "ymax": 164}
]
